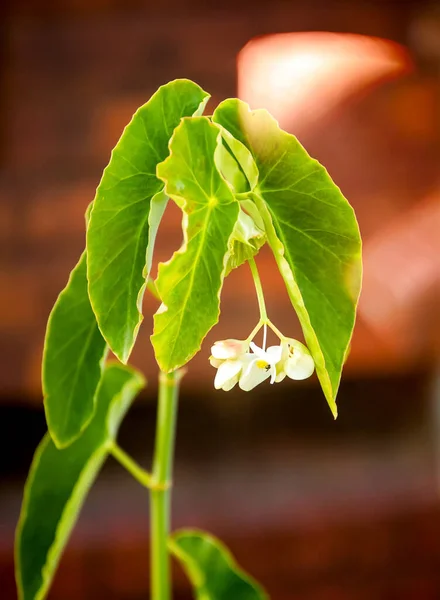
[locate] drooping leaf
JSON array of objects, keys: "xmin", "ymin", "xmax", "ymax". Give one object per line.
[
  {"xmin": 43, "ymin": 251, "xmax": 107, "ymax": 448},
  {"xmin": 152, "ymin": 117, "xmax": 240, "ymax": 372},
  {"xmin": 213, "ymin": 100, "xmax": 362, "ymax": 416},
  {"xmin": 170, "ymin": 529, "xmax": 269, "ymax": 600},
  {"xmin": 16, "ymin": 363, "xmax": 145, "ymax": 600},
  {"xmin": 87, "ymin": 79, "xmax": 210, "ymax": 363}
]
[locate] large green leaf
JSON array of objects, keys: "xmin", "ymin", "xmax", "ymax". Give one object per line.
[
  {"xmin": 43, "ymin": 251, "xmax": 107, "ymax": 448},
  {"xmin": 213, "ymin": 100, "xmax": 362, "ymax": 416},
  {"xmin": 15, "ymin": 364, "xmax": 145, "ymax": 600},
  {"xmin": 152, "ymin": 117, "xmax": 240, "ymax": 372},
  {"xmin": 170, "ymin": 529, "xmax": 269, "ymax": 600},
  {"xmin": 87, "ymin": 79, "xmax": 210, "ymax": 363}
]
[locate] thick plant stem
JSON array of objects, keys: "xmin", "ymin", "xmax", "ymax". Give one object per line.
[{"xmin": 150, "ymin": 370, "xmax": 183, "ymax": 600}]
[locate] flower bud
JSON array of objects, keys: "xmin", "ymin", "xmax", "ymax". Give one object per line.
[{"xmin": 284, "ymin": 338, "xmax": 315, "ymax": 380}]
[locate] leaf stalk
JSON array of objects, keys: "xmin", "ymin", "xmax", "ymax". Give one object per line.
[{"xmin": 110, "ymin": 443, "xmax": 152, "ymax": 488}]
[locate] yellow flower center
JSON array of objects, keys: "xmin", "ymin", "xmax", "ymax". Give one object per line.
[{"xmin": 256, "ymin": 359, "xmax": 269, "ymax": 370}]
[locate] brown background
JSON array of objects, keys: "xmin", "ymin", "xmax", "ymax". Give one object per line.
[{"xmin": 1, "ymin": 0, "xmax": 440, "ymax": 598}]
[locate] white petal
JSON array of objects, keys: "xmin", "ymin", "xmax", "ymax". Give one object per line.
[
  {"xmin": 280, "ymin": 341, "xmax": 290, "ymax": 362},
  {"xmin": 285, "ymin": 352, "xmax": 315, "ymax": 380},
  {"xmin": 221, "ymin": 372, "xmax": 240, "ymax": 391},
  {"xmin": 239, "ymin": 359, "xmax": 271, "ymax": 391},
  {"xmin": 214, "ymin": 359, "xmax": 243, "ymax": 389},
  {"xmin": 266, "ymin": 345, "xmax": 283, "ymax": 364},
  {"xmin": 249, "ymin": 341, "xmax": 265, "ymax": 358},
  {"xmin": 209, "ymin": 356, "xmax": 223, "ymax": 368},
  {"xmin": 269, "ymin": 364, "xmax": 278, "ymax": 384},
  {"xmin": 211, "ymin": 339, "xmax": 246, "ymax": 360},
  {"xmin": 273, "ymin": 342, "xmax": 289, "ymax": 382},
  {"xmin": 286, "ymin": 338, "xmax": 311, "ymax": 356},
  {"xmin": 211, "ymin": 345, "xmax": 227, "ymax": 360}
]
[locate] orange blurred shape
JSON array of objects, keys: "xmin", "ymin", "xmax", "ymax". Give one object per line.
[
  {"xmin": 238, "ymin": 32, "xmax": 412, "ymax": 130},
  {"xmin": 360, "ymin": 193, "xmax": 440, "ymax": 354}
]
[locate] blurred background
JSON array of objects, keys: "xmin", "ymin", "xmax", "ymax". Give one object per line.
[{"xmin": 1, "ymin": 0, "xmax": 440, "ymax": 598}]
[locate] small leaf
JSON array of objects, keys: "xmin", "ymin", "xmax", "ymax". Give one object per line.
[
  {"xmin": 213, "ymin": 127, "xmax": 265, "ymax": 273},
  {"xmin": 170, "ymin": 529, "xmax": 269, "ymax": 600},
  {"xmin": 16, "ymin": 363, "xmax": 145, "ymax": 600},
  {"xmin": 213, "ymin": 100, "xmax": 362, "ymax": 416},
  {"xmin": 152, "ymin": 117, "xmax": 240, "ymax": 372},
  {"xmin": 217, "ymin": 124, "xmax": 259, "ymax": 192},
  {"xmin": 225, "ymin": 207, "xmax": 266, "ymax": 275},
  {"xmin": 87, "ymin": 79, "xmax": 210, "ymax": 363},
  {"xmin": 215, "ymin": 142, "xmax": 249, "ymax": 194},
  {"xmin": 43, "ymin": 251, "xmax": 107, "ymax": 448}
]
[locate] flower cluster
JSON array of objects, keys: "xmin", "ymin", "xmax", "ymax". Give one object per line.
[{"xmin": 210, "ymin": 336, "xmax": 315, "ymax": 392}]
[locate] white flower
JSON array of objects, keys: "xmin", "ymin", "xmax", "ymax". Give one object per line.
[
  {"xmin": 209, "ymin": 335, "xmax": 314, "ymax": 392},
  {"xmin": 275, "ymin": 339, "xmax": 315, "ymax": 382},
  {"xmin": 239, "ymin": 342, "xmax": 283, "ymax": 391},
  {"xmin": 209, "ymin": 339, "xmax": 250, "ymax": 391}
]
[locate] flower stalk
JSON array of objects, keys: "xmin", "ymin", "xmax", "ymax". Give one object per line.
[
  {"xmin": 247, "ymin": 257, "xmax": 284, "ymax": 344},
  {"xmin": 209, "ymin": 257, "xmax": 315, "ymax": 392},
  {"xmin": 248, "ymin": 257, "xmax": 267, "ymax": 322}
]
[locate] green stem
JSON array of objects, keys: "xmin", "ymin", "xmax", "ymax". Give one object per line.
[
  {"xmin": 110, "ymin": 443, "xmax": 152, "ymax": 488},
  {"xmin": 247, "ymin": 258, "xmax": 287, "ymax": 346},
  {"xmin": 245, "ymin": 319, "xmax": 263, "ymax": 344},
  {"xmin": 267, "ymin": 319, "xmax": 286, "ymax": 341},
  {"xmin": 248, "ymin": 257, "xmax": 267, "ymax": 321},
  {"xmin": 150, "ymin": 370, "xmax": 183, "ymax": 600}
]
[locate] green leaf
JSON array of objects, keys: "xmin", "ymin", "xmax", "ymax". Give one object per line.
[
  {"xmin": 170, "ymin": 529, "xmax": 269, "ymax": 600},
  {"xmin": 43, "ymin": 251, "xmax": 107, "ymax": 448},
  {"xmin": 15, "ymin": 363, "xmax": 145, "ymax": 600},
  {"xmin": 87, "ymin": 79, "xmax": 210, "ymax": 363},
  {"xmin": 213, "ymin": 100, "xmax": 362, "ymax": 416},
  {"xmin": 152, "ymin": 117, "xmax": 240, "ymax": 372}
]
